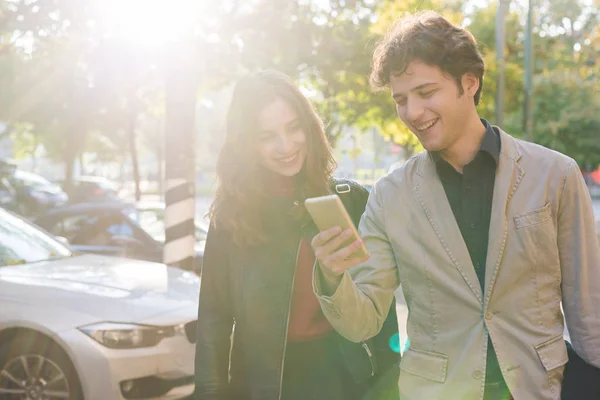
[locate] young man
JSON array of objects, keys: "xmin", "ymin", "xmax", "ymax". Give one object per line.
[{"xmin": 311, "ymin": 11, "xmax": 600, "ymax": 400}]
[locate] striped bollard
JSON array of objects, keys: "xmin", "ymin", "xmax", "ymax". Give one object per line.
[
  {"xmin": 163, "ymin": 37, "xmax": 197, "ymax": 273},
  {"xmin": 164, "ymin": 178, "xmax": 196, "ymax": 272}
]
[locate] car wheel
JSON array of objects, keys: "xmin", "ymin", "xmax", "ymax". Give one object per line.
[{"xmin": 0, "ymin": 333, "xmax": 84, "ymax": 399}]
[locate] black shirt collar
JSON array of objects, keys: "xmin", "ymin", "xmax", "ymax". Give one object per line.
[{"xmin": 430, "ymin": 119, "xmax": 500, "ymax": 165}]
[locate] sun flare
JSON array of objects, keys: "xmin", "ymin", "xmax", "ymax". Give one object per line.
[{"xmin": 94, "ymin": 0, "xmax": 204, "ymax": 46}]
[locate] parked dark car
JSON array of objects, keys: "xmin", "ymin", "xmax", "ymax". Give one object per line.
[
  {"xmin": 59, "ymin": 176, "xmax": 120, "ymax": 204},
  {"xmin": 10, "ymin": 169, "xmax": 69, "ymax": 216},
  {"xmin": 34, "ymin": 201, "xmax": 206, "ymax": 273}
]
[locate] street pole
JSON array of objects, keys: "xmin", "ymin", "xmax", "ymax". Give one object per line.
[
  {"xmin": 164, "ymin": 38, "xmax": 198, "ymax": 272},
  {"xmin": 524, "ymin": 0, "xmax": 534, "ymax": 142},
  {"xmin": 495, "ymin": 0, "xmax": 507, "ymax": 126}
]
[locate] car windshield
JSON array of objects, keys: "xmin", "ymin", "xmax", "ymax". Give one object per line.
[
  {"xmin": 13, "ymin": 170, "xmax": 55, "ymax": 190},
  {"xmin": 0, "ymin": 209, "xmax": 72, "ymax": 267},
  {"xmin": 125, "ymin": 207, "xmax": 207, "ymax": 243}
]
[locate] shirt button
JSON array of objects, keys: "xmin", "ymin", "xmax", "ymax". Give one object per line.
[
  {"xmin": 485, "ymin": 311, "xmax": 494, "ymax": 320},
  {"xmin": 472, "ymin": 369, "xmax": 483, "ymax": 380},
  {"xmin": 470, "ymin": 223, "xmax": 475, "ymax": 229}
]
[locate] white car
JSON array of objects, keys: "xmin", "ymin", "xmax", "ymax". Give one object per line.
[{"xmin": 0, "ymin": 208, "xmax": 199, "ymax": 399}]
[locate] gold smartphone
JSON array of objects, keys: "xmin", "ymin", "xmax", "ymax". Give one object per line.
[{"xmin": 304, "ymin": 194, "xmax": 369, "ymax": 259}]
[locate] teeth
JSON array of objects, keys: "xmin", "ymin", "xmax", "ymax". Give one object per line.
[
  {"xmin": 279, "ymin": 153, "xmax": 296, "ymax": 163},
  {"xmin": 415, "ymin": 119, "xmax": 437, "ymax": 131}
]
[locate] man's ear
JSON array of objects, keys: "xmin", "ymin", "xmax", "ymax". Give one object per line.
[{"xmin": 461, "ymin": 72, "xmax": 480, "ymax": 98}]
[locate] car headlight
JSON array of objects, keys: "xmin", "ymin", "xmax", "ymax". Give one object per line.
[{"xmin": 78, "ymin": 322, "xmax": 186, "ymax": 349}]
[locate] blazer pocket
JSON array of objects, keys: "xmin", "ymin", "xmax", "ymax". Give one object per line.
[
  {"xmin": 514, "ymin": 203, "xmax": 552, "ymax": 230},
  {"xmin": 535, "ymin": 334, "xmax": 569, "ymax": 371},
  {"xmin": 400, "ymin": 348, "xmax": 448, "ymax": 383}
]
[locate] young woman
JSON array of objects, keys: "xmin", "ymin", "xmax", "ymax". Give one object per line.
[{"xmin": 194, "ymin": 70, "xmax": 399, "ymax": 400}]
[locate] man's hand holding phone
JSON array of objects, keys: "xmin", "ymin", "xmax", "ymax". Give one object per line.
[
  {"xmin": 304, "ymin": 194, "xmax": 370, "ymax": 277},
  {"xmin": 311, "ymin": 227, "xmax": 369, "ymax": 276}
]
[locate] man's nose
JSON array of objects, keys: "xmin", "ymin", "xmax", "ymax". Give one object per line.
[{"xmin": 406, "ymin": 98, "xmax": 425, "ymax": 123}]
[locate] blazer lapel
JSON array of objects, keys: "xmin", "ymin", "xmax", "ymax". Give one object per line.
[
  {"xmin": 483, "ymin": 130, "xmax": 524, "ymax": 306},
  {"xmin": 414, "ymin": 153, "xmax": 483, "ymax": 303}
]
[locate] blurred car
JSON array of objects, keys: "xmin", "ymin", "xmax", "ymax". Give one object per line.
[
  {"xmin": 60, "ymin": 176, "xmax": 121, "ymax": 204},
  {"xmin": 34, "ymin": 202, "xmax": 206, "ymax": 273},
  {"xmin": 0, "ymin": 207, "xmax": 199, "ymax": 399},
  {"xmin": 9, "ymin": 169, "xmax": 68, "ymax": 216},
  {"xmin": 134, "ymin": 201, "xmax": 208, "ymax": 244}
]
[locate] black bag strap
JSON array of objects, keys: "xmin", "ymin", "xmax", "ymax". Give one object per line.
[
  {"xmin": 332, "ymin": 181, "xmax": 400, "ymax": 326},
  {"xmin": 331, "ymin": 179, "xmax": 368, "ymax": 228},
  {"xmin": 330, "ymin": 179, "xmax": 401, "ymax": 375}
]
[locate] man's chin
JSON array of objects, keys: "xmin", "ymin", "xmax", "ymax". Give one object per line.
[{"xmin": 422, "ymin": 142, "xmax": 441, "ymax": 153}]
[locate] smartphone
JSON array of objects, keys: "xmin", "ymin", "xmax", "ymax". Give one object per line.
[{"xmin": 304, "ymin": 194, "xmax": 369, "ymax": 259}]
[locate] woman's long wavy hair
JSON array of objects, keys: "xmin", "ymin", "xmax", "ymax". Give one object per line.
[{"xmin": 209, "ymin": 70, "xmax": 337, "ymax": 247}]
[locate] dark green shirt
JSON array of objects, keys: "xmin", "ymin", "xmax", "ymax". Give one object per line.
[
  {"xmin": 431, "ymin": 119, "xmax": 509, "ymax": 398},
  {"xmin": 431, "ymin": 119, "xmax": 500, "ymax": 292}
]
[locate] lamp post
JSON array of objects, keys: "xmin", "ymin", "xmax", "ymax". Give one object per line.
[
  {"xmin": 523, "ymin": 0, "xmax": 534, "ymax": 142},
  {"xmin": 495, "ymin": 0, "xmax": 507, "ymax": 126}
]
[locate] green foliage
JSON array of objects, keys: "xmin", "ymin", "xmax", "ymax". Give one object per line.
[
  {"xmin": 1, "ymin": 0, "xmax": 599, "ymax": 170},
  {"xmin": 533, "ymin": 75, "xmax": 600, "ymax": 167},
  {"xmin": 2, "ymin": 122, "xmax": 39, "ymax": 160}
]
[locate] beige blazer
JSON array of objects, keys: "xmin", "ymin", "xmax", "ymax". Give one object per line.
[{"xmin": 315, "ymin": 129, "xmax": 600, "ymax": 400}]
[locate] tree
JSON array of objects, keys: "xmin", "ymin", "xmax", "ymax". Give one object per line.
[
  {"xmin": 466, "ymin": 3, "xmax": 525, "ymax": 123},
  {"xmin": 0, "ymin": 122, "xmax": 41, "ymax": 167},
  {"xmin": 308, "ymin": 0, "xmax": 465, "ymax": 157},
  {"xmin": 530, "ymin": 75, "xmax": 600, "ymax": 168},
  {"xmin": 498, "ymin": 0, "xmax": 600, "ymax": 169},
  {"xmin": 3, "ymin": 0, "xmax": 599, "ymax": 175}
]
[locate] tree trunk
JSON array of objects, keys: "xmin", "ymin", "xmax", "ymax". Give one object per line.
[
  {"xmin": 62, "ymin": 132, "xmax": 79, "ymax": 193},
  {"xmin": 157, "ymin": 129, "xmax": 164, "ymax": 201},
  {"xmin": 128, "ymin": 112, "xmax": 141, "ymax": 201},
  {"xmin": 30, "ymin": 145, "xmax": 37, "ymax": 172},
  {"xmin": 119, "ymin": 155, "xmax": 127, "ymax": 192},
  {"xmin": 64, "ymin": 155, "xmax": 75, "ymax": 193},
  {"xmin": 78, "ymin": 153, "xmax": 85, "ymax": 176}
]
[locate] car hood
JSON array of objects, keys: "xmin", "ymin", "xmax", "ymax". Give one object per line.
[
  {"xmin": 30, "ymin": 185, "xmax": 65, "ymax": 196},
  {"xmin": 0, "ymin": 254, "xmax": 200, "ymax": 322}
]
